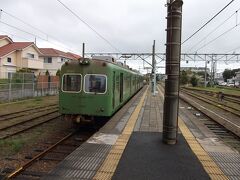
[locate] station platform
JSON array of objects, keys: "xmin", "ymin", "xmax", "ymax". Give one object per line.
[{"xmin": 43, "ymin": 86, "xmax": 240, "ymax": 180}]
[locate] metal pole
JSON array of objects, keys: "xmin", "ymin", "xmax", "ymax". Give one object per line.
[
  {"xmin": 204, "ymin": 58, "xmax": 207, "ymax": 88},
  {"xmin": 22, "ymin": 73, "xmax": 24, "ymax": 98},
  {"xmin": 163, "ymin": 0, "xmax": 183, "ymax": 145},
  {"xmin": 152, "ymin": 40, "xmax": 156, "ymax": 96},
  {"xmin": 210, "ymin": 56, "xmax": 213, "ymax": 86},
  {"xmin": 82, "ymin": 43, "xmax": 85, "ymax": 59}
]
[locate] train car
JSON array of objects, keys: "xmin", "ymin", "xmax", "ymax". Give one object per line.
[{"xmin": 59, "ymin": 56, "xmax": 143, "ymax": 123}]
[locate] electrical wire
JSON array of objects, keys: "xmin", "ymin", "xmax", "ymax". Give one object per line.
[
  {"xmin": 56, "ymin": 0, "xmax": 122, "ymax": 53},
  {"xmin": 182, "ymin": 0, "xmax": 235, "ymax": 45},
  {"xmin": 0, "ymin": 9, "xmax": 47, "ymax": 37},
  {"xmin": 216, "ymin": 45, "xmax": 240, "ymax": 61},
  {"xmin": 0, "ymin": 8, "xmax": 80, "ymax": 53},
  {"xmin": 0, "ymin": 29, "xmax": 32, "ymax": 41},
  {"xmin": 188, "ymin": 8, "xmax": 240, "ymax": 52},
  {"xmin": 0, "ymin": 20, "xmax": 79, "ymax": 54},
  {"xmin": 195, "ymin": 22, "xmax": 240, "ymax": 52}
]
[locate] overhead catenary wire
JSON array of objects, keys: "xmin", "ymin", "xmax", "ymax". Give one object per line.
[
  {"xmin": 188, "ymin": 8, "xmax": 240, "ymax": 53},
  {"xmin": 0, "ymin": 9, "xmax": 47, "ymax": 37},
  {"xmin": 0, "ymin": 29, "xmax": 32, "ymax": 41},
  {"xmin": 182, "ymin": 0, "xmax": 235, "ymax": 45},
  {"xmin": 0, "ymin": 20, "xmax": 79, "ymax": 54},
  {"xmin": 0, "ymin": 8, "xmax": 80, "ymax": 53},
  {"xmin": 195, "ymin": 22, "xmax": 240, "ymax": 52},
  {"xmin": 56, "ymin": 0, "xmax": 122, "ymax": 53}
]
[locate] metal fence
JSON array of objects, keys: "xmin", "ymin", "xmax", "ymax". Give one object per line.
[{"xmin": 0, "ymin": 72, "xmax": 59, "ymax": 103}]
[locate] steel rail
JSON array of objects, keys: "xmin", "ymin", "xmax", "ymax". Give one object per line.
[
  {"xmin": 181, "ymin": 89, "xmax": 240, "ymax": 118},
  {"xmin": 0, "ymin": 109, "xmax": 59, "ymax": 131},
  {"xmin": 158, "ymin": 84, "xmax": 240, "ymax": 137},
  {"xmin": 0, "ymin": 114, "xmax": 61, "ymax": 140},
  {"xmin": 5, "ymin": 132, "xmax": 75, "ymax": 179},
  {"xmin": 0, "ymin": 105, "xmax": 58, "ymax": 122},
  {"xmin": 0, "ymin": 104, "xmax": 58, "ymax": 120}
]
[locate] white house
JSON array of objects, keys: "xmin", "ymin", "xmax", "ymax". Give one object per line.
[
  {"xmin": 39, "ymin": 48, "xmax": 81, "ymax": 75},
  {"xmin": 0, "ymin": 35, "xmax": 43, "ymax": 78}
]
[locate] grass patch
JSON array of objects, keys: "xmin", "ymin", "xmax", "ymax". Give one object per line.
[
  {"xmin": 0, "ymin": 139, "xmax": 25, "ymax": 155},
  {"xmin": 34, "ymin": 97, "xmax": 43, "ymax": 102},
  {"xmin": 185, "ymin": 86, "xmax": 240, "ymax": 96}
]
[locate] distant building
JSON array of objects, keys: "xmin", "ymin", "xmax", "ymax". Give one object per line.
[
  {"xmin": 39, "ymin": 48, "xmax": 81, "ymax": 75},
  {"xmin": 0, "ymin": 35, "xmax": 43, "ymax": 78},
  {"xmin": 234, "ymin": 71, "xmax": 240, "ymax": 86}
]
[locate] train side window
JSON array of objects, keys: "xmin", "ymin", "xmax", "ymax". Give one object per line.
[
  {"xmin": 84, "ymin": 74, "xmax": 107, "ymax": 94},
  {"xmin": 62, "ymin": 74, "xmax": 82, "ymax": 92}
]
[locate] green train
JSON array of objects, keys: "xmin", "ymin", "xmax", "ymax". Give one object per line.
[{"xmin": 59, "ymin": 56, "xmax": 143, "ymax": 123}]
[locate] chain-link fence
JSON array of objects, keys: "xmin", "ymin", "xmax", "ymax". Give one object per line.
[{"xmin": 0, "ymin": 72, "xmax": 59, "ymax": 103}]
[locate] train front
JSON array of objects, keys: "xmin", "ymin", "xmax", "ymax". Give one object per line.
[{"xmin": 59, "ymin": 58, "xmax": 112, "ymax": 124}]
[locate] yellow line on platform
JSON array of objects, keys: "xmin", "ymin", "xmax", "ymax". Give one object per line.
[
  {"xmin": 158, "ymin": 85, "xmax": 228, "ymax": 180},
  {"xmin": 178, "ymin": 118, "xmax": 228, "ymax": 180},
  {"xmin": 93, "ymin": 86, "xmax": 149, "ymax": 180}
]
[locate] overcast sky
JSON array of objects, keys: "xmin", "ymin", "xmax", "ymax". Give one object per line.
[{"xmin": 0, "ymin": 0, "xmax": 240, "ymax": 73}]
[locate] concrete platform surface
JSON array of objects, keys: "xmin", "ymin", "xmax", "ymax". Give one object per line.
[{"xmin": 113, "ymin": 132, "xmax": 210, "ymax": 180}]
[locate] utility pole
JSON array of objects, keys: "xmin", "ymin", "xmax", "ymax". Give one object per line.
[
  {"xmin": 204, "ymin": 58, "xmax": 207, "ymax": 88},
  {"xmin": 163, "ymin": 0, "xmax": 183, "ymax": 145},
  {"xmin": 152, "ymin": 40, "xmax": 156, "ymax": 96},
  {"xmin": 82, "ymin": 43, "xmax": 85, "ymax": 58}
]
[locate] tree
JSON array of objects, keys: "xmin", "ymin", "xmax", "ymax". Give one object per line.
[
  {"xmin": 45, "ymin": 70, "xmax": 50, "ymax": 76},
  {"xmin": 180, "ymin": 70, "xmax": 189, "ymax": 85},
  {"xmin": 197, "ymin": 71, "xmax": 209, "ymax": 79},
  {"xmin": 190, "ymin": 75, "xmax": 198, "ymax": 87},
  {"xmin": 56, "ymin": 69, "xmax": 61, "ymax": 76},
  {"xmin": 222, "ymin": 69, "xmax": 233, "ymax": 81}
]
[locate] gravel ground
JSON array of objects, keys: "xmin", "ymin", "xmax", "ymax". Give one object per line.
[{"xmin": 0, "ymin": 95, "xmax": 72, "ymax": 174}]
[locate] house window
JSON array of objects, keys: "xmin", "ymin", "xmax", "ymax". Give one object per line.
[
  {"xmin": 7, "ymin": 57, "xmax": 11, "ymax": 63},
  {"xmin": 44, "ymin": 57, "xmax": 52, "ymax": 63},
  {"xmin": 27, "ymin": 53, "xmax": 34, "ymax": 59}
]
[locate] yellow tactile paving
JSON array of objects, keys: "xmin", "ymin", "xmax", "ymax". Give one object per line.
[
  {"xmin": 95, "ymin": 85, "xmax": 228, "ymax": 180},
  {"xmin": 158, "ymin": 85, "xmax": 228, "ymax": 180},
  {"xmin": 178, "ymin": 118, "xmax": 228, "ymax": 180},
  {"xmin": 93, "ymin": 87, "xmax": 149, "ymax": 180}
]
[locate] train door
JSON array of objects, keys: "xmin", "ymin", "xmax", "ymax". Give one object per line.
[
  {"xmin": 120, "ymin": 73, "xmax": 123, "ymax": 103},
  {"xmin": 112, "ymin": 71, "xmax": 115, "ymax": 108}
]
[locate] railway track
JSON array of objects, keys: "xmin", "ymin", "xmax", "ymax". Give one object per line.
[
  {"xmin": 0, "ymin": 121, "xmax": 103, "ymax": 179},
  {"xmin": 158, "ymin": 84, "xmax": 240, "ymax": 151},
  {"xmin": 181, "ymin": 88, "xmax": 240, "ymax": 118},
  {"xmin": 5, "ymin": 132, "xmax": 76, "ymax": 179},
  {"xmin": 179, "ymin": 90, "xmax": 240, "ymax": 137},
  {"xmin": 179, "ymin": 98, "xmax": 240, "ymax": 153},
  {"xmin": 0, "ymin": 109, "xmax": 60, "ymax": 140},
  {"xmin": 182, "ymin": 87, "xmax": 240, "ymax": 105},
  {"xmin": 0, "ymin": 104, "xmax": 58, "ymax": 121}
]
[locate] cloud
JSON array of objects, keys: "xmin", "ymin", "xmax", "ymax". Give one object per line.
[{"xmin": 0, "ymin": 0, "xmax": 239, "ymax": 72}]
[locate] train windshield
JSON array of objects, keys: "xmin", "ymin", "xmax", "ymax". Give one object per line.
[
  {"xmin": 84, "ymin": 74, "xmax": 107, "ymax": 94},
  {"xmin": 62, "ymin": 74, "xmax": 82, "ymax": 92}
]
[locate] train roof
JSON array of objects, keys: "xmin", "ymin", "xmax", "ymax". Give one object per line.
[{"xmin": 64, "ymin": 57, "xmax": 142, "ymax": 75}]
